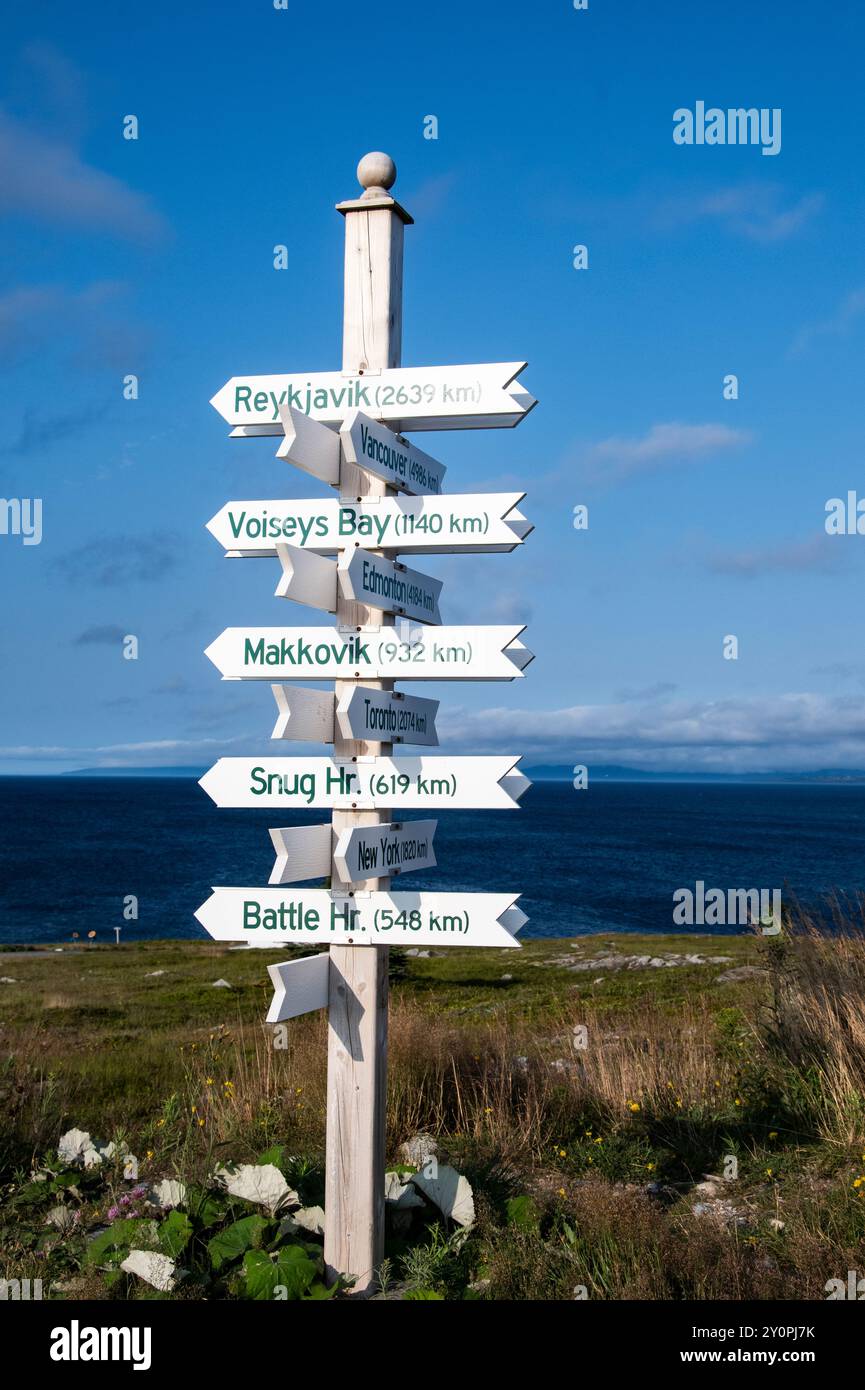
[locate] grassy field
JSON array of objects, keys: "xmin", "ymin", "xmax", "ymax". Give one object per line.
[{"xmin": 2, "ymin": 925, "xmax": 865, "ymax": 1300}]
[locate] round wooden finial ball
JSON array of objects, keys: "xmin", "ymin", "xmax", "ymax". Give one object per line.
[{"xmin": 357, "ymin": 152, "xmax": 396, "ymax": 193}]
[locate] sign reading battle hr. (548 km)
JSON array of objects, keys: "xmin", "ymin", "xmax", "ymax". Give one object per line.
[{"xmin": 196, "ymin": 151, "xmax": 536, "ymax": 1292}]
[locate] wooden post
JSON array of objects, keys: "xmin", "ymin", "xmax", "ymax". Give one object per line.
[{"xmin": 324, "ymin": 153, "xmax": 413, "ymax": 1294}]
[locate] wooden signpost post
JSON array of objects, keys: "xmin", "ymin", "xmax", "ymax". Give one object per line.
[{"xmin": 198, "ymin": 152, "xmax": 535, "ymax": 1295}]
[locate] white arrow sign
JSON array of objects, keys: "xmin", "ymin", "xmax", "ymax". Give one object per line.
[
  {"xmin": 335, "ymin": 686, "xmax": 439, "ymax": 745},
  {"xmin": 196, "ymin": 888, "xmax": 527, "ymax": 949},
  {"xmin": 275, "ymin": 405, "xmax": 340, "ymax": 486},
  {"xmin": 266, "ymin": 953, "xmax": 330, "ymax": 1022},
  {"xmin": 338, "ymin": 549, "xmax": 442, "ymax": 624},
  {"xmin": 268, "ymin": 824, "xmax": 332, "ymax": 884},
  {"xmin": 333, "ymin": 819, "xmax": 437, "ymax": 883},
  {"xmin": 205, "ymin": 625, "xmax": 530, "ymax": 682},
  {"xmin": 275, "ymin": 544, "xmax": 337, "ymax": 610},
  {"xmin": 339, "ymin": 411, "xmax": 446, "ymax": 494},
  {"xmin": 269, "ymin": 685, "xmax": 439, "ymax": 745},
  {"xmin": 271, "ymin": 684, "xmax": 336, "ymax": 741},
  {"xmin": 210, "ymin": 362, "xmax": 536, "ymax": 435},
  {"xmin": 206, "ymin": 493, "xmax": 531, "ymax": 557},
  {"xmin": 199, "ymin": 755, "xmax": 529, "ymax": 810}
]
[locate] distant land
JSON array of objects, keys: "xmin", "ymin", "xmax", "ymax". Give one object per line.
[{"xmin": 48, "ymin": 763, "xmax": 865, "ymax": 784}]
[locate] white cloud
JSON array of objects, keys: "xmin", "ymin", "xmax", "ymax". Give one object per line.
[
  {"xmin": 584, "ymin": 421, "xmax": 750, "ymax": 481},
  {"xmin": 789, "ymin": 286, "xmax": 865, "ymax": 357},
  {"xmin": 434, "ymin": 693, "xmax": 865, "ymax": 773},
  {"xmin": 0, "ymin": 109, "xmax": 168, "ymax": 242},
  {"xmin": 707, "ymin": 533, "xmax": 844, "ymax": 578},
  {"xmin": 654, "ymin": 183, "xmax": 823, "ymax": 243}
]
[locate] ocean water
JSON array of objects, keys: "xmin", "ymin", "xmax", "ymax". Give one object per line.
[{"xmin": 0, "ymin": 777, "xmax": 863, "ymax": 945}]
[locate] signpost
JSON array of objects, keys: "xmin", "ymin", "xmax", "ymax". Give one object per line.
[
  {"xmin": 204, "ymin": 623, "xmax": 531, "ymax": 681},
  {"xmin": 338, "ymin": 549, "xmax": 442, "ymax": 624},
  {"xmin": 205, "ymin": 492, "xmax": 532, "ymax": 557},
  {"xmin": 197, "ymin": 152, "xmax": 535, "ymax": 1294},
  {"xmin": 199, "ymin": 755, "xmax": 528, "ymax": 810},
  {"xmin": 333, "ymin": 819, "xmax": 437, "ymax": 882},
  {"xmin": 195, "ymin": 888, "xmax": 525, "ymax": 948},
  {"xmin": 269, "ymin": 684, "xmax": 440, "ymax": 746},
  {"xmin": 211, "ymin": 362, "xmax": 536, "ymax": 434},
  {"xmin": 340, "ymin": 410, "xmax": 446, "ymax": 493}
]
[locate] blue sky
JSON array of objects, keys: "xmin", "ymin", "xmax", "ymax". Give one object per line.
[{"xmin": 1, "ymin": 0, "xmax": 864, "ymax": 774}]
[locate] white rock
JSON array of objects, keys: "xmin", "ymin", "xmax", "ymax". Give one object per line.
[
  {"xmin": 410, "ymin": 1165, "xmax": 475, "ymax": 1228},
  {"xmin": 215, "ymin": 1163, "xmax": 298, "ymax": 1214},
  {"xmin": 148, "ymin": 1179, "xmax": 186, "ymax": 1210},
  {"xmin": 0, "ymin": 976, "xmax": 17, "ymax": 983},
  {"xmin": 121, "ymin": 1249, "xmax": 177, "ymax": 1292},
  {"xmin": 144, "ymin": 970, "xmax": 165, "ymax": 978},
  {"xmin": 384, "ymin": 1172, "xmax": 425, "ymax": 1209},
  {"xmin": 769, "ymin": 1218, "xmax": 785, "ymax": 1231},
  {"xmin": 211, "ymin": 978, "xmax": 233, "ymax": 988},
  {"xmin": 399, "ymin": 1134, "xmax": 438, "ymax": 1168}
]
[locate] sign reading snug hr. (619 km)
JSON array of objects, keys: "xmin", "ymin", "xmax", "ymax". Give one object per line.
[{"xmin": 196, "ymin": 151, "xmax": 536, "ymax": 1291}]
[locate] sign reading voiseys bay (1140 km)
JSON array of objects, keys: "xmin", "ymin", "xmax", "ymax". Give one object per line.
[
  {"xmin": 210, "ymin": 362, "xmax": 536, "ymax": 434},
  {"xmin": 205, "ymin": 625, "xmax": 532, "ymax": 682},
  {"xmin": 198, "ymin": 755, "xmax": 530, "ymax": 810},
  {"xmin": 206, "ymin": 494, "xmax": 531, "ymax": 557},
  {"xmin": 195, "ymin": 887, "xmax": 528, "ymax": 949}
]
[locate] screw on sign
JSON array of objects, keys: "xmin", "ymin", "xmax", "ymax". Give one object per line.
[{"xmin": 197, "ymin": 152, "xmax": 535, "ymax": 1295}]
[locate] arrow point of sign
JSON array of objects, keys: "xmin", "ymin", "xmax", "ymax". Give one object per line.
[
  {"xmin": 266, "ymin": 953, "xmax": 330, "ymax": 1023},
  {"xmin": 276, "ymin": 404, "xmax": 340, "ymax": 485},
  {"xmin": 500, "ymin": 759, "xmax": 531, "ymax": 805},
  {"xmin": 507, "ymin": 639, "xmax": 535, "ymax": 673},
  {"xmin": 198, "ymin": 765, "xmax": 222, "ymax": 806},
  {"xmin": 270, "ymin": 684, "xmax": 335, "ymax": 742},
  {"xmin": 269, "ymin": 823, "xmax": 332, "ymax": 884},
  {"xmin": 274, "ymin": 543, "xmax": 337, "ymax": 610},
  {"xmin": 500, "ymin": 904, "xmax": 528, "ymax": 939}
]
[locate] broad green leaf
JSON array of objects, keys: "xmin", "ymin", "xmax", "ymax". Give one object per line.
[
  {"xmin": 303, "ymin": 1279, "xmax": 339, "ymax": 1300},
  {"xmin": 405, "ymin": 1288, "xmax": 445, "ymax": 1300},
  {"xmin": 256, "ymin": 1144, "xmax": 285, "ymax": 1170},
  {"xmin": 243, "ymin": 1245, "xmax": 317, "ymax": 1301},
  {"xmin": 85, "ymin": 1218, "xmax": 159, "ymax": 1266},
  {"xmin": 208, "ymin": 1215, "xmax": 271, "ymax": 1271},
  {"xmin": 159, "ymin": 1210, "xmax": 193, "ymax": 1258}
]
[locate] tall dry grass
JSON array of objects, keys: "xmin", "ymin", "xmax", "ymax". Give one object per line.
[
  {"xmin": 758, "ymin": 897, "xmax": 865, "ymax": 1146},
  {"xmin": 191, "ymin": 994, "xmax": 739, "ymax": 1164}
]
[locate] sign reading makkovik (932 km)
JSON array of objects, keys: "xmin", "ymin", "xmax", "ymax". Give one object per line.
[
  {"xmin": 340, "ymin": 410, "xmax": 446, "ymax": 493},
  {"xmin": 205, "ymin": 625, "xmax": 532, "ymax": 681},
  {"xmin": 195, "ymin": 887, "xmax": 527, "ymax": 949},
  {"xmin": 198, "ymin": 755, "xmax": 529, "ymax": 810},
  {"xmin": 206, "ymin": 493, "xmax": 532, "ymax": 556},
  {"xmin": 210, "ymin": 362, "xmax": 536, "ymax": 434}
]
